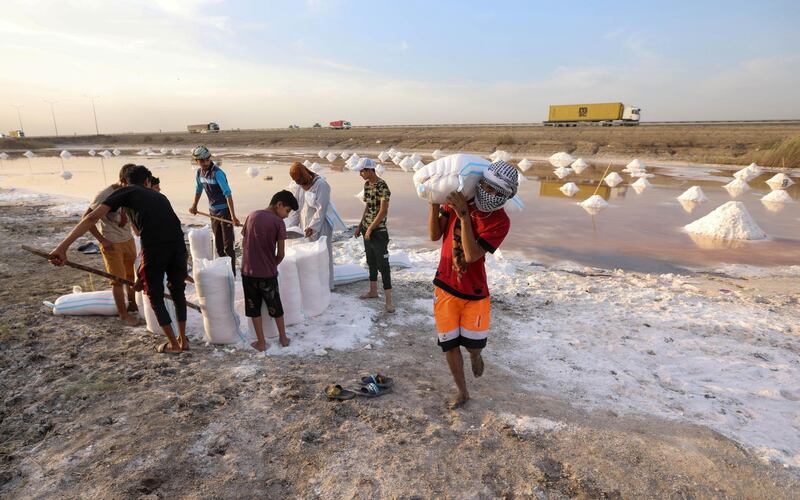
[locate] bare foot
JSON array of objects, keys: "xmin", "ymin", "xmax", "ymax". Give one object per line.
[
  {"xmin": 449, "ymin": 392, "xmax": 470, "ymax": 409},
  {"xmin": 385, "ymin": 302, "xmax": 396, "ymax": 313},
  {"xmin": 121, "ymin": 314, "xmax": 140, "ymax": 327},
  {"xmin": 359, "ymin": 292, "xmax": 379, "ymax": 299},
  {"xmin": 470, "ymin": 353, "xmax": 484, "ymax": 378},
  {"xmin": 179, "ymin": 336, "xmax": 190, "ymax": 351},
  {"xmin": 279, "ymin": 335, "xmax": 291, "ymax": 347},
  {"xmin": 251, "ymin": 340, "xmax": 267, "ymax": 352}
]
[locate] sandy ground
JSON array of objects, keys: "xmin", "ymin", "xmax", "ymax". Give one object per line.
[
  {"xmin": 1, "ymin": 200, "xmax": 799, "ymax": 498},
  {"xmin": 3, "ymin": 123, "xmax": 799, "ymax": 168}
]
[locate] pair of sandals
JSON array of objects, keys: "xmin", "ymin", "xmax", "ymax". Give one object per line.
[{"xmin": 324, "ymin": 373, "xmax": 394, "ymax": 400}]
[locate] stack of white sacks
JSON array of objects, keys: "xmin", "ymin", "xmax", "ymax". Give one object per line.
[{"xmin": 761, "ymin": 171, "xmax": 795, "ymax": 206}]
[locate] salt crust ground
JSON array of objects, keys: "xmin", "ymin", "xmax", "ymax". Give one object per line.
[{"xmin": 2, "ymin": 193, "xmax": 799, "ymax": 497}]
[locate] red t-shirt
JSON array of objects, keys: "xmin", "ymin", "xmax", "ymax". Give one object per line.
[
  {"xmin": 434, "ymin": 204, "xmax": 510, "ymax": 300},
  {"xmin": 241, "ymin": 209, "xmax": 286, "ymax": 278}
]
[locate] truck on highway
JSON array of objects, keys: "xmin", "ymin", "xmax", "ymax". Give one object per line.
[
  {"xmin": 187, "ymin": 122, "xmax": 220, "ymax": 133},
  {"xmin": 7, "ymin": 130, "xmax": 25, "ymax": 138},
  {"xmin": 329, "ymin": 120, "xmax": 351, "ymax": 130},
  {"xmin": 544, "ymin": 103, "xmax": 640, "ymax": 126}
]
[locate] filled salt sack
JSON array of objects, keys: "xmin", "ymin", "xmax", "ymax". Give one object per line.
[
  {"xmin": 387, "ymin": 148, "xmax": 397, "ymax": 156},
  {"xmin": 761, "ymin": 190, "xmax": 794, "ymax": 204},
  {"xmin": 766, "ymin": 173, "xmax": 795, "ymax": 190},
  {"xmin": 412, "ymin": 153, "xmax": 490, "ymax": 204},
  {"xmin": 560, "ymin": 182, "xmax": 579, "ymax": 197},
  {"xmin": 87, "ymin": 149, "xmax": 96, "ymax": 156},
  {"xmin": 303, "ymin": 159, "xmax": 312, "ymax": 168},
  {"xmin": 570, "ymin": 158, "xmax": 588, "ymax": 174},
  {"xmin": 291, "ymin": 237, "xmax": 330, "ymax": 317},
  {"xmin": 23, "ymin": 150, "xmax": 35, "ymax": 158},
  {"xmin": 60, "ymin": 150, "xmax": 72, "ymax": 160},
  {"xmin": 409, "ymin": 153, "xmax": 423, "ymax": 164},
  {"xmin": 347, "ymin": 153, "xmax": 360, "ymax": 168},
  {"xmin": 604, "ymin": 172, "xmax": 623, "ymax": 187},
  {"xmin": 677, "ymin": 186, "xmax": 708, "ymax": 203},
  {"xmin": 378, "ymin": 151, "xmax": 390, "ymax": 162},
  {"xmin": 318, "ymin": 150, "xmax": 328, "ymax": 159},
  {"xmin": 399, "ymin": 156, "xmax": 415, "ymax": 172},
  {"xmin": 135, "ymin": 286, "xmax": 178, "ymax": 335},
  {"xmin": 277, "ymin": 254, "xmax": 303, "ymax": 326},
  {"xmin": 554, "ymin": 167, "xmax": 573, "ymax": 179},
  {"xmin": 375, "ymin": 164, "xmax": 386, "ymax": 177},
  {"xmin": 548, "ymin": 152, "xmax": 574, "ymax": 168},
  {"xmin": 491, "ymin": 150, "xmax": 511, "ymax": 162},
  {"xmin": 389, "ymin": 251, "xmax": 413, "ymax": 269},
  {"xmin": 310, "ymin": 162, "xmax": 322, "ymax": 173},
  {"xmin": 684, "ymin": 201, "xmax": 766, "ymax": 240},
  {"xmin": 246, "ymin": 166, "xmax": 259, "ymax": 178},
  {"xmin": 579, "ymin": 194, "xmax": 609, "ymax": 210},
  {"xmin": 193, "ymin": 257, "xmax": 243, "ymax": 344},
  {"xmin": 392, "ymin": 154, "xmax": 404, "ymax": 166},
  {"xmin": 432, "ymin": 149, "xmax": 445, "ymax": 160},
  {"xmin": 341, "ymin": 152, "xmax": 351, "ymax": 160},
  {"xmin": 517, "ymin": 158, "xmax": 533, "ymax": 172},
  {"xmin": 412, "ymin": 161, "xmax": 425, "ymax": 171},
  {"xmin": 244, "ymin": 303, "xmax": 280, "ymax": 342},
  {"xmin": 325, "ymin": 152, "xmax": 338, "ymax": 163},
  {"xmin": 334, "ymin": 263, "xmax": 370, "ymax": 286},
  {"xmin": 631, "ymin": 177, "xmax": 651, "ymax": 193},
  {"xmin": 355, "ymin": 189, "xmax": 365, "ymax": 203},
  {"xmin": 52, "ymin": 290, "xmax": 117, "ymax": 316},
  {"xmin": 113, "ymin": 149, "xmax": 122, "ymax": 156},
  {"xmin": 188, "ymin": 226, "xmax": 214, "ymax": 262}
]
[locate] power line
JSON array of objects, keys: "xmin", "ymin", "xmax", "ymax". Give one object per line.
[{"xmin": 42, "ymin": 99, "xmax": 59, "ymax": 137}]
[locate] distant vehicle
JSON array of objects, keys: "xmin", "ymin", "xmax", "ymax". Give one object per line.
[
  {"xmin": 7, "ymin": 130, "xmax": 25, "ymax": 138},
  {"xmin": 544, "ymin": 103, "xmax": 640, "ymax": 127},
  {"xmin": 329, "ymin": 120, "xmax": 352, "ymax": 130},
  {"xmin": 288, "ymin": 124, "xmax": 300, "ymax": 129},
  {"xmin": 313, "ymin": 123, "xmax": 322, "ymax": 128},
  {"xmin": 187, "ymin": 122, "xmax": 220, "ymax": 133}
]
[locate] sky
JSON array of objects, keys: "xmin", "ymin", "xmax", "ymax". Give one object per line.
[{"xmin": 1, "ymin": 0, "xmax": 799, "ymax": 136}]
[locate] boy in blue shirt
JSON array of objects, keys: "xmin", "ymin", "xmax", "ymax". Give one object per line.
[{"xmin": 189, "ymin": 145, "xmax": 241, "ymax": 274}]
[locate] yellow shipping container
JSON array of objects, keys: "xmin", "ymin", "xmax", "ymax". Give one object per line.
[{"xmin": 548, "ymin": 103, "xmax": 624, "ymax": 122}]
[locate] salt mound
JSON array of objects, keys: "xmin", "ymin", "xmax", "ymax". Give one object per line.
[
  {"xmin": 631, "ymin": 177, "xmax": 651, "ymax": 193},
  {"xmin": 677, "ymin": 186, "xmax": 708, "ymax": 203},
  {"xmin": 378, "ymin": 151, "xmax": 390, "ymax": 162},
  {"xmin": 59, "ymin": 170, "xmax": 73, "ymax": 180},
  {"xmin": 302, "ymin": 160, "xmax": 311, "ymax": 168},
  {"xmin": 0, "ymin": 152, "xmax": 9, "ymax": 160},
  {"xmin": 604, "ymin": 172, "xmax": 623, "ymax": 187},
  {"xmin": 412, "ymin": 161, "xmax": 424, "ymax": 172},
  {"xmin": 491, "ymin": 150, "xmax": 511, "ymax": 162},
  {"xmin": 158, "ymin": 148, "xmax": 167, "ymax": 155},
  {"xmin": 113, "ymin": 149, "xmax": 122, "ymax": 156},
  {"xmin": 340, "ymin": 152, "xmax": 351, "ymax": 160},
  {"xmin": 317, "ymin": 150, "xmax": 328, "ymax": 159},
  {"xmin": 23, "ymin": 151, "xmax": 35, "ymax": 158},
  {"xmin": 171, "ymin": 149, "xmax": 181, "ymax": 155},
  {"xmin": 733, "ymin": 162, "xmax": 762, "ymax": 182},
  {"xmin": 766, "ymin": 173, "xmax": 794, "ymax": 190},
  {"xmin": 570, "ymin": 158, "xmax": 588, "ymax": 174},
  {"xmin": 310, "ymin": 162, "xmax": 322, "ymax": 173},
  {"xmin": 87, "ymin": 149, "xmax": 96, "ymax": 156},
  {"xmin": 560, "ymin": 182, "xmax": 579, "ymax": 197},
  {"xmin": 579, "ymin": 194, "xmax": 608, "ymax": 210},
  {"xmin": 409, "ymin": 153, "xmax": 423, "ymax": 164},
  {"xmin": 101, "ymin": 150, "xmax": 113, "ymax": 158},
  {"xmin": 432, "ymin": 149, "xmax": 445, "ymax": 160},
  {"xmin": 554, "ymin": 166, "xmax": 573, "ymax": 179},
  {"xmin": 517, "ymin": 158, "xmax": 533, "ymax": 172},
  {"xmin": 375, "ymin": 164, "xmax": 386, "ymax": 177},
  {"xmin": 325, "ymin": 152, "xmax": 337, "ymax": 163},
  {"xmin": 761, "ymin": 190, "xmax": 794, "ymax": 204},
  {"xmin": 59, "ymin": 150, "xmax": 72, "ymax": 160},
  {"xmin": 684, "ymin": 201, "xmax": 766, "ymax": 240},
  {"xmin": 355, "ymin": 189, "xmax": 365, "ymax": 203},
  {"xmin": 399, "ymin": 156, "xmax": 415, "ymax": 172},
  {"xmin": 246, "ymin": 166, "xmax": 259, "ymax": 178},
  {"xmin": 548, "ymin": 152, "xmax": 574, "ymax": 168},
  {"xmin": 392, "ymin": 154, "xmax": 403, "ymax": 166},
  {"xmin": 387, "ymin": 148, "xmax": 397, "ymax": 156},
  {"xmin": 678, "ymin": 199, "xmax": 701, "ymax": 214},
  {"xmin": 723, "ymin": 178, "xmax": 750, "ymax": 197},
  {"xmin": 624, "ymin": 159, "xmax": 645, "ymax": 172}
]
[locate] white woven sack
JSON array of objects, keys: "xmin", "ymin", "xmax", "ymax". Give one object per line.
[
  {"xmin": 193, "ymin": 257, "xmax": 243, "ymax": 344},
  {"xmin": 188, "ymin": 226, "xmax": 214, "ymax": 262},
  {"xmin": 135, "ymin": 286, "xmax": 178, "ymax": 335},
  {"xmin": 53, "ymin": 290, "xmax": 117, "ymax": 316}
]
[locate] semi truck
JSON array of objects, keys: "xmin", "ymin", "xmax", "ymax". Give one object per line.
[
  {"xmin": 187, "ymin": 122, "xmax": 220, "ymax": 133},
  {"xmin": 329, "ymin": 120, "xmax": 351, "ymax": 130},
  {"xmin": 7, "ymin": 130, "xmax": 25, "ymax": 138},
  {"xmin": 544, "ymin": 103, "xmax": 640, "ymax": 126}
]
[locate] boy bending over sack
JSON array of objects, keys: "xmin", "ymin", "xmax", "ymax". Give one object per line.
[{"xmin": 241, "ymin": 190, "xmax": 299, "ymax": 351}]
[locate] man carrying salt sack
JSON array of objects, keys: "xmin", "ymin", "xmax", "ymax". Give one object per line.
[
  {"xmin": 241, "ymin": 190, "xmax": 298, "ymax": 351},
  {"xmin": 428, "ymin": 160, "xmax": 518, "ymax": 409},
  {"xmin": 353, "ymin": 158, "xmax": 395, "ymax": 313},
  {"xmin": 189, "ymin": 145, "xmax": 241, "ymax": 275},
  {"xmin": 287, "ymin": 162, "xmax": 335, "ymax": 289},
  {"xmin": 84, "ymin": 163, "xmax": 139, "ymax": 326},
  {"xmin": 49, "ymin": 165, "xmax": 190, "ymax": 354}
]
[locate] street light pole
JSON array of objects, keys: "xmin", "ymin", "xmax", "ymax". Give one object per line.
[
  {"xmin": 85, "ymin": 95, "xmax": 100, "ymax": 135},
  {"xmin": 10, "ymin": 105, "xmax": 25, "ymax": 132},
  {"xmin": 43, "ymin": 99, "xmax": 59, "ymax": 137}
]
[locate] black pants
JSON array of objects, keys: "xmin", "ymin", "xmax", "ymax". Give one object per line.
[
  {"xmin": 211, "ymin": 208, "xmax": 236, "ymax": 274},
  {"xmin": 242, "ymin": 276, "xmax": 284, "ymax": 318},
  {"xmin": 141, "ymin": 243, "xmax": 188, "ymax": 326},
  {"xmin": 363, "ymin": 228, "xmax": 391, "ymax": 290}
]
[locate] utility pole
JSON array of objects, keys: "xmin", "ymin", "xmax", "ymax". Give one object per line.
[
  {"xmin": 10, "ymin": 105, "xmax": 25, "ymax": 132},
  {"xmin": 85, "ymin": 95, "xmax": 100, "ymax": 135},
  {"xmin": 42, "ymin": 99, "xmax": 59, "ymax": 137}
]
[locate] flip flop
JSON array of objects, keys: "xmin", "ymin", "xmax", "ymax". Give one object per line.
[
  {"xmin": 358, "ymin": 373, "xmax": 394, "ymax": 389},
  {"xmin": 154, "ymin": 342, "xmax": 181, "ymax": 355},
  {"xmin": 355, "ymin": 382, "xmax": 392, "ymax": 398},
  {"xmin": 324, "ymin": 384, "xmax": 355, "ymax": 400}
]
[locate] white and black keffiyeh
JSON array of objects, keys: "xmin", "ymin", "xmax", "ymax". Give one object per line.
[{"xmin": 475, "ymin": 160, "xmax": 518, "ymax": 212}]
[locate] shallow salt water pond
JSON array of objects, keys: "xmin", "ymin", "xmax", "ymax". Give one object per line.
[{"xmin": 1, "ymin": 148, "xmax": 798, "ymax": 271}]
